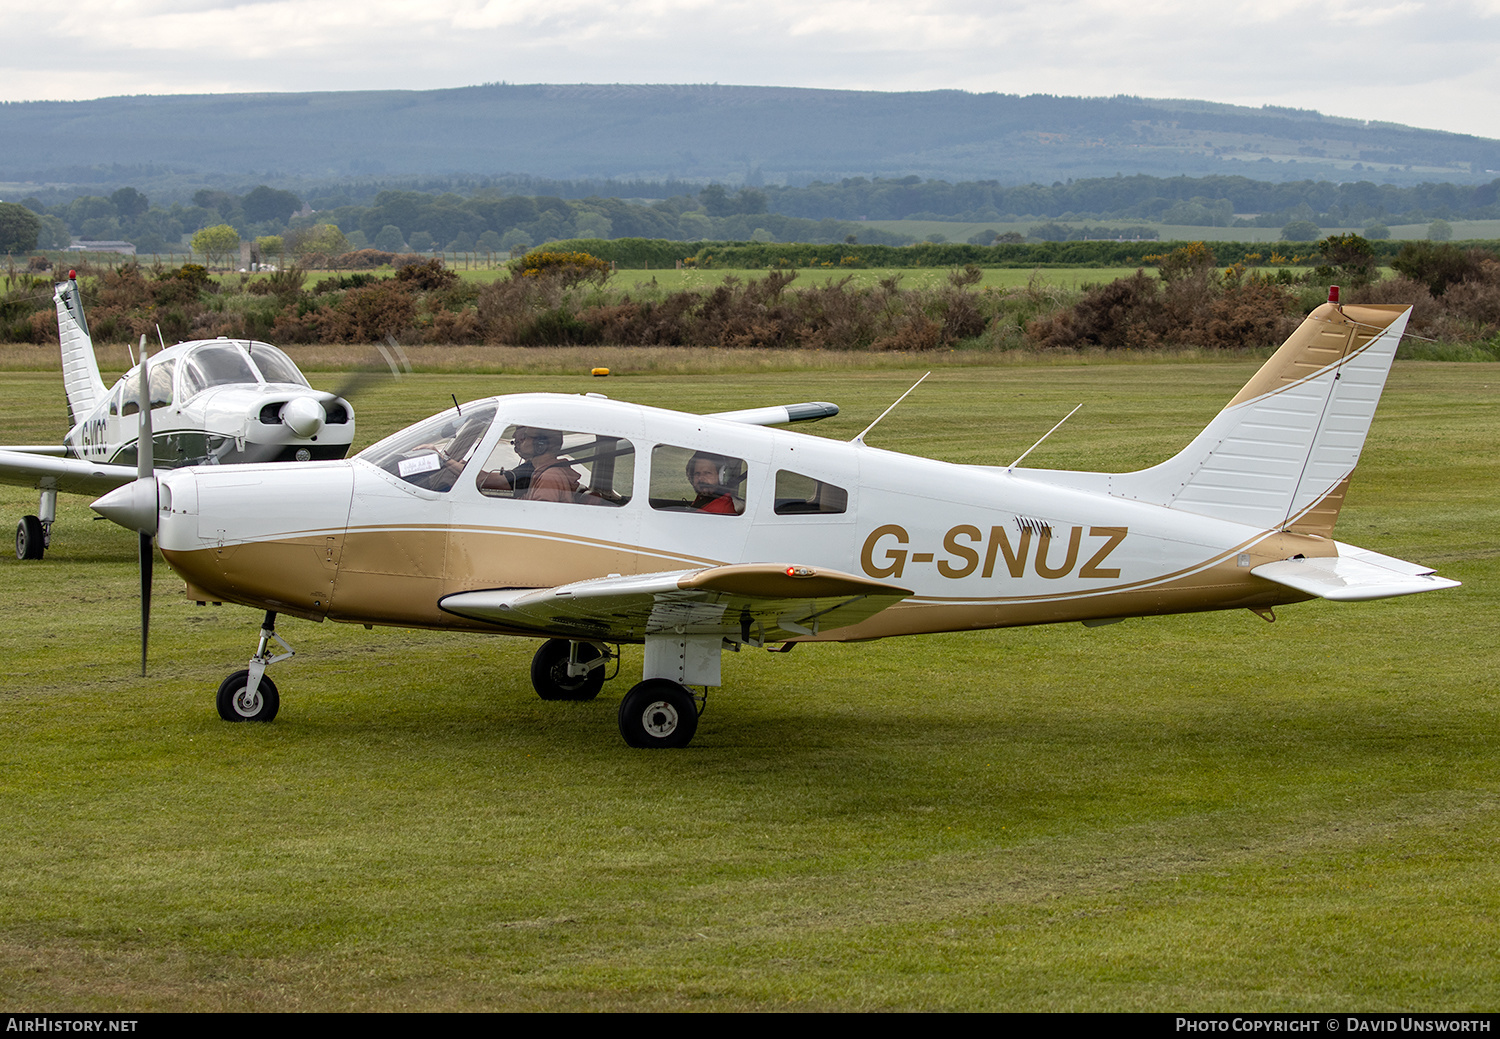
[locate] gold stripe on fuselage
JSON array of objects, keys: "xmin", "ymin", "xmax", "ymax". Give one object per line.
[{"xmin": 166, "ymin": 517, "xmax": 1325, "ymax": 639}]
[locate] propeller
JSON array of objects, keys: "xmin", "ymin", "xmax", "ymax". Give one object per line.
[
  {"xmin": 241, "ymin": 338, "xmax": 410, "ymax": 464},
  {"xmin": 137, "ymin": 335, "xmax": 153, "ymax": 676},
  {"xmin": 140, "ymin": 340, "xmax": 154, "ymax": 677},
  {"xmin": 92, "ymin": 335, "xmax": 158, "ymax": 675}
]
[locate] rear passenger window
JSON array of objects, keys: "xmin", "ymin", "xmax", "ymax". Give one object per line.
[
  {"xmin": 774, "ymin": 470, "xmax": 847, "ymax": 515},
  {"xmin": 650, "ymin": 445, "xmax": 747, "ymax": 516}
]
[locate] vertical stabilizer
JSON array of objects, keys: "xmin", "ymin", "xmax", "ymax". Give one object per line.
[
  {"xmin": 54, "ymin": 277, "xmax": 108, "ymax": 428},
  {"xmin": 1112, "ymin": 302, "xmax": 1412, "ymax": 533}
]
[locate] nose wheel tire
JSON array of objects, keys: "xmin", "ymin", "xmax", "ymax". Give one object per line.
[
  {"xmin": 15, "ymin": 516, "xmax": 44, "ymax": 560},
  {"xmin": 216, "ymin": 670, "xmax": 280, "ymax": 722},
  {"xmin": 531, "ymin": 639, "xmax": 605, "ymax": 701},
  {"xmin": 618, "ymin": 679, "xmax": 698, "ymax": 749}
]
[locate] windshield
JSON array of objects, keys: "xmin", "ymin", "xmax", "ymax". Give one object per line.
[
  {"xmin": 358, "ymin": 402, "xmax": 500, "ymax": 493},
  {"xmin": 179, "ymin": 342, "xmax": 259, "ymax": 399},
  {"xmin": 246, "ymin": 344, "xmax": 309, "ymax": 387}
]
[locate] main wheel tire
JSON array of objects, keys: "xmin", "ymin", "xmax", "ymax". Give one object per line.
[
  {"xmin": 531, "ymin": 639, "xmax": 605, "ymax": 701},
  {"xmin": 216, "ymin": 670, "xmax": 281, "ymax": 722},
  {"xmin": 618, "ymin": 679, "xmax": 698, "ymax": 749},
  {"xmin": 15, "ymin": 516, "xmax": 44, "ymax": 560}
]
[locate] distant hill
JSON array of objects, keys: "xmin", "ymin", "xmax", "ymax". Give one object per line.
[{"xmin": 2, "ymin": 84, "xmax": 1497, "ymax": 197}]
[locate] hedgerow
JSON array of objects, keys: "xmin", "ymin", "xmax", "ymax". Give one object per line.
[{"xmin": 6, "ymin": 242, "xmax": 1500, "ymax": 355}]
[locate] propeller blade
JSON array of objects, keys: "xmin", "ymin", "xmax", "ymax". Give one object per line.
[
  {"xmin": 136, "ymin": 335, "xmax": 153, "ymax": 675},
  {"xmin": 321, "ymin": 337, "xmax": 409, "ymax": 405},
  {"xmin": 139, "ymin": 530, "xmax": 152, "ymax": 676},
  {"xmin": 137, "ymin": 335, "xmax": 152, "ymax": 480}
]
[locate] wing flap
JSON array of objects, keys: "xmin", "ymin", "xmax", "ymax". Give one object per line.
[
  {"xmin": 0, "ymin": 449, "xmax": 138, "ymax": 495},
  {"xmin": 1252, "ymin": 543, "xmax": 1460, "ymax": 602},
  {"xmin": 439, "ymin": 563, "xmax": 911, "ymax": 642}
]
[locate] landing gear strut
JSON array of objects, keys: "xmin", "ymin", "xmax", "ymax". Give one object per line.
[
  {"xmin": 530, "ymin": 638, "xmax": 613, "ymax": 701},
  {"xmin": 217, "ymin": 611, "xmax": 293, "ymax": 722},
  {"xmin": 609, "ymin": 633, "xmax": 721, "ymax": 749}
]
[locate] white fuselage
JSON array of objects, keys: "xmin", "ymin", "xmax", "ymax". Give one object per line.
[
  {"xmin": 64, "ymin": 339, "xmax": 354, "ymax": 468},
  {"xmin": 150, "ymin": 393, "xmax": 1322, "ymax": 638}
]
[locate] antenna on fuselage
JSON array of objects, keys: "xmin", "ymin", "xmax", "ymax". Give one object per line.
[
  {"xmin": 451, "ymin": 394, "xmax": 461, "ymax": 416},
  {"xmin": 1007, "ymin": 403, "xmax": 1083, "ymax": 471},
  {"xmin": 156, "ymin": 325, "xmax": 166, "ymax": 351},
  {"xmin": 851, "ymin": 371, "xmax": 930, "ymax": 446}
]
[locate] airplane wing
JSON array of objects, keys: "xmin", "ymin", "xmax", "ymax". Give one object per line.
[
  {"xmin": 439, "ymin": 563, "xmax": 911, "ymax": 643},
  {"xmin": 0, "ymin": 449, "xmax": 139, "ymax": 495},
  {"xmin": 1252, "ymin": 543, "xmax": 1460, "ymax": 602}
]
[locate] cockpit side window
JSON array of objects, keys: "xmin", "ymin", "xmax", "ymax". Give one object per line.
[
  {"xmin": 358, "ymin": 403, "xmax": 499, "ymax": 493},
  {"xmin": 774, "ymin": 470, "xmax": 848, "ymax": 515},
  {"xmin": 476, "ymin": 426, "xmax": 634, "ymax": 506},
  {"xmin": 179, "ymin": 361, "xmax": 207, "ymax": 401},
  {"xmin": 148, "ymin": 358, "xmax": 175, "ymax": 409},
  {"xmin": 650, "ymin": 445, "xmax": 747, "ymax": 516}
]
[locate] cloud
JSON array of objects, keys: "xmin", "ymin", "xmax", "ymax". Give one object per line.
[{"xmin": 1, "ymin": 0, "xmax": 1496, "ymax": 138}]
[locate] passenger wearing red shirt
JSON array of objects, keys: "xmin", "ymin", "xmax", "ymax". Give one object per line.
[{"xmin": 687, "ymin": 452, "xmax": 740, "ymax": 514}]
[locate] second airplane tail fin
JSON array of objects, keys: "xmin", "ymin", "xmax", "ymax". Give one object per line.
[
  {"xmin": 1112, "ymin": 299, "xmax": 1413, "ymax": 535},
  {"xmin": 55, "ymin": 275, "xmax": 108, "ymax": 429}
]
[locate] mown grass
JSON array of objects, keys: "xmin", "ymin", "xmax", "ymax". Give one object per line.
[{"xmin": 0, "ymin": 361, "xmax": 1495, "ymax": 1010}]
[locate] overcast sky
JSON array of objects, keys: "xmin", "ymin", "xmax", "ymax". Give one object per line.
[{"xmin": 3, "ymin": 0, "xmax": 1496, "ymax": 140}]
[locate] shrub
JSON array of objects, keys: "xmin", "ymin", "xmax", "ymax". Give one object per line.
[
  {"xmin": 1026, "ymin": 268, "xmax": 1298, "ymax": 351},
  {"xmin": 1391, "ymin": 243, "xmax": 1492, "ymax": 297},
  {"xmin": 248, "ymin": 265, "xmax": 308, "ymax": 300},
  {"xmin": 394, "ymin": 257, "xmax": 458, "ymax": 291},
  {"xmin": 1152, "ymin": 241, "xmax": 1217, "ymax": 283},
  {"xmin": 313, "ymin": 273, "xmax": 379, "ymax": 294},
  {"xmin": 335, "ymin": 249, "xmax": 398, "ymax": 270},
  {"xmin": 515, "ymin": 307, "xmax": 601, "ymax": 347},
  {"xmin": 315, "ymin": 282, "xmax": 417, "ymax": 343},
  {"xmin": 515, "ymin": 250, "xmax": 612, "ymax": 286},
  {"xmin": 1317, "ymin": 234, "xmax": 1377, "ymax": 289}
]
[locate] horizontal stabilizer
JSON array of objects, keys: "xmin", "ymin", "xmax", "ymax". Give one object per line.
[
  {"xmin": 439, "ymin": 563, "xmax": 909, "ymax": 643},
  {"xmin": 0, "ymin": 449, "xmax": 138, "ymax": 495},
  {"xmin": 1252, "ymin": 543, "xmax": 1460, "ymax": 602},
  {"xmin": 706, "ymin": 401, "xmax": 839, "ymax": 426}
]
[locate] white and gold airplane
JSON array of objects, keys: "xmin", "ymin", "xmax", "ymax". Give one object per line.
[
  {"xmin": 0, "ymin": 274, "xmax": 357, "ymax": 559},
  {"xmin": 92, "ymin": 295, "xmax": 1457, "ymax": 748}
]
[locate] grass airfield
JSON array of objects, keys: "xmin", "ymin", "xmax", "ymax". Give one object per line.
[{"xmin": 0, "ymin": 358, "xmax": 1496, "ymax": 1011}]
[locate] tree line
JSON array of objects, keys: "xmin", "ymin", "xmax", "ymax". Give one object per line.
[{"xmin": 8, "ymin": 171, "xmax": 1500, "ymax": 260}]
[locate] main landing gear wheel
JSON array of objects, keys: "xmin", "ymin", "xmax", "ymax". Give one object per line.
[
  {"xmin": 216, "ymin": 669, "xmax": 281, "ymax": 722},
  {"xmin": 618, "ymin": 679, "xmax": 698, "ymax": 749},
  {"xmin": 15, "ymin": 515, "xmax": 44, "ymax": 560},
  {"xmin": 530, "ymin": 638, "xmax": 605, "ymax": 701}
]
